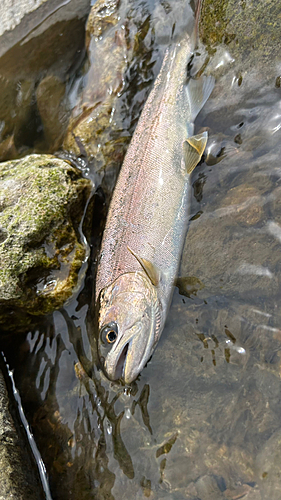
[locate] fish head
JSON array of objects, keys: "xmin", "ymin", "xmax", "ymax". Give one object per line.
[{"xmin": 97, "ymin": 271, "xmax": 161, "ymax": 384}]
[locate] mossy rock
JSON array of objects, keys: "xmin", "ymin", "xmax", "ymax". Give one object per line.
[
  {"xmin": 200, "ymin": 0, "xmax": 281, "ymax": 75},
  {"xmin": 0, "ymin": 154, "xmax": 91, "ymax": 332}
]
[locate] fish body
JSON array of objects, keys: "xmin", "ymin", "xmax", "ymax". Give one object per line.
[{"xmin": 95, "ymin": 35, "xmax": 214, "ymax": 383}]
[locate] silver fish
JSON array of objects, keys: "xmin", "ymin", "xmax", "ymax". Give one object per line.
[{"xmin": 95, "ymin": 33, "xmax": 214, "ymax": 384}]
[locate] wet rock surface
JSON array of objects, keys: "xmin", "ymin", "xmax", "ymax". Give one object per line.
[
  {"xmin": 0, "ymin": 0, "xmax": 91, "ymax": 57},
  {"xmin": 0, "ymin": 0, "xmax": 91, "ymax": 161},
  {"xmin": 0, "ymin": 0, "xmax": 48, "ymax": 39},
  {"xmin": 0, "ymin": 364, "xmax": 44, "ymax": 499},
  {"xmin": 64, "ymin": 0, "xmax": 155, "ymax": 197},
  {"xmin": 63, "ymin": 0, "xmax": 130, "ymax": 194},
  {"xmin": 0, "ymin": 154, "xmax": 91, "ymax": 331},
  {"xmin": 36, "ymin": 75, "xmax": 69, "ymax": 153}
]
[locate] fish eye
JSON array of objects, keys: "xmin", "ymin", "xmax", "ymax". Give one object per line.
[{"xmin": 100, "ymin": 322, "xmax": 118, "ymax": 344}]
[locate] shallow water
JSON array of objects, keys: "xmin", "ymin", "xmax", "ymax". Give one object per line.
[{"xmin": 1, "ymin": 0, "xmax": 281, "ymax": 499}]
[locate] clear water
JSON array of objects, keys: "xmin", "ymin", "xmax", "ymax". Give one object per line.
[{"xmin": 2, "ymin": 0, "xmax": 281, "ymax": 499}]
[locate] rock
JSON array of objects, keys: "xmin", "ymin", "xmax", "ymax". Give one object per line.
[
  {"xmin": 0, "ymin": 0, "xmax": 48, "ymax": 39},
  {"xmin": 36, "ymin": 75, "xmax": 69, "ymax": 152},
  {"xmin": 0, "ymin": 154, "xmax": 91, "ymax": 331},
  {"xmin": 181, "ymin": 210, "xmax": 281, "ymax": 301},
  {"xmin": 0, "ymin": 135, "xmax": 18, "ymax": 162},
  {"xmin": 220, "ymin": 185, "xmax": 264, "ymax": 227},
  {"xmin": 0, "ymin": 0, "xmax": 91, "ymax": 159},
  {"xmin": 224, "ymin": 484, "xmax": 261, "ymax": 499},
  {"xmin": 200, "ymin": 0, "xmax": 281, "ymax": 79},
  {"xmin": 256, "ymin": 428, "xmax": 281, "ymax": 500},
  {"xmin": 85, "ymin": 0, "xmax": 120, "ymax": 43},
  {"xmin": 63, "ymin": 0, "xmax": 138, "ymax": 195},
  {"xmin": 0, "ymin": 365, "xmax": 44, "ymax": 499},
  {"xmin": 0, "ymin": 77, "xmax": 36, "ymax": 161},
  {"xmin": 0, "ymin": 0, "xmax": 91, "ymax": 58},
  {"xmin": 195, "ymin": 475, "xmax": 225, "ymax": 499}
]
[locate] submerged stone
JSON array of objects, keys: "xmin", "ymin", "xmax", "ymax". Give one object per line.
[
  {"xmin": 195, "ymin": 474, "xmax": 225, "ymax": 500},
  {"xmin": 200, "ymin": 0, "xmax": 281, "ymax": 74},
  {"xmin": 256, "ymin": 428, "xmax": 281, "ymax": 500},
  {"xmin": 0, "ymin": 154, "xmax": 91, "ymax": 331},
  {"xmin": 36, "ymin": 75, "xmax": 69, "ymax": 153},
  {"xmin": 63, "ymin": 0, "xmax": 135, "ymax": 195}
]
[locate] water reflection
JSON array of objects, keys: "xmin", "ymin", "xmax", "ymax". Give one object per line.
[
  {"xmin": 4, "ymin": 283, "xmax": 281, "ymax": 499},
  {"xmin": 6, "ymin": 301, "xmax": 162, "ymax": 497}
]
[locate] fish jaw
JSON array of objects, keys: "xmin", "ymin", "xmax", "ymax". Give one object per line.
[
  {"xmin": 97, "ymin": 272, "xmax": 161, "ymax": 383},
  {"xmin": 104, "ymin": 324, "xmax": 153, "ymax": 384},
  {"xmin": 106, "ymin": 316, "xmax": 158, "ymax": 384}
]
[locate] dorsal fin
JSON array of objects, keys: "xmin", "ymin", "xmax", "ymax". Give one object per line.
[
  {"xmin": 127, "ymin": 246, "xmax": 160, "ymax": 286},
  {"xmin": 183, "ymin": 131, "xmax": 208, "ymax": 175}
]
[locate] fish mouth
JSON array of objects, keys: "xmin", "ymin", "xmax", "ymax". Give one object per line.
[
  {"xmin": 114, "ymin": 342, "xmax": 130, "ymax": 380},
  {"xmin": 105, "ymin": 338, "xmax": 139, "ymax": 384},
  {"xmin": 104, "ymin": 320, "xmax": 155, "ymax": 384}
]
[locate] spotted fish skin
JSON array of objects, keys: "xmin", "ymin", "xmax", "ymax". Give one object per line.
[{"xmin": 95, "ymin": 35, "xmax": 214, "ymax": 384}]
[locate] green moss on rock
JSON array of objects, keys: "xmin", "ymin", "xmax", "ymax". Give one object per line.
[
  {"xmin": 200, "ymin": 0, "xmax": 281, "ymax": 72},
  {"xmin": 0, "ymin": 154, "xmax": 91, "ymax": 331}
]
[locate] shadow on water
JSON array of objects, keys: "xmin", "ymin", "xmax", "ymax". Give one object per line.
[{"xmin": 1, "ymin": 0, "xmax": 281, "ymax": 499}]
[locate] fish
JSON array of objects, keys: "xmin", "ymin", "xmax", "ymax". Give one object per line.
[{"xmin": 95, "ymin": 25, "xmax": 214, "ymax": 384}]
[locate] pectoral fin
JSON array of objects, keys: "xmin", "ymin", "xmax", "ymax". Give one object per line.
[
  {"xmin": 183, "ymin": 131, "xmax": 208, "ymax": 175},
  {"xmin": 127, "ymin": 246, "xmax": 160, "ymax": 286}
]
